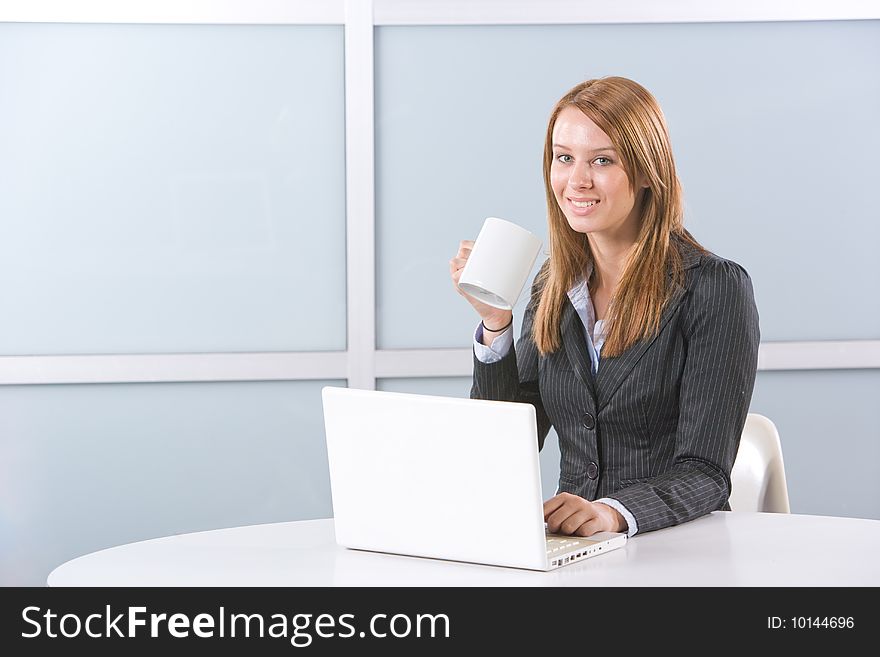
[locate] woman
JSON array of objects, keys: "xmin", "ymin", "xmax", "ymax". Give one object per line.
[{"xmin": 449, "ymin": 77, "xmax": 760, "ymax": 538}]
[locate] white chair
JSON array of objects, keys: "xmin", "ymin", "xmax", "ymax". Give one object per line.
[{"xmin": 729, "ymin": 413, "xmax": 791, "ymax": 513}]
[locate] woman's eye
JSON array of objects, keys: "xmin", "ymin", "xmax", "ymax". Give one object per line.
[
  {"xmin": 556, "ymin": 154, "xmax": 573, "ymax": 163},
  {"xmin": 594, "ymin": 157, "xmax": 612, "ymax": 165}
]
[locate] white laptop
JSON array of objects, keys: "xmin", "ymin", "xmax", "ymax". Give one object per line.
[{"xmin": 321, "ymin": 386, "xmax": 627, "ymax": 571}]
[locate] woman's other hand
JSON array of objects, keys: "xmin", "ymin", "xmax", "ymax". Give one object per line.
[{"xmin": 543, "ymin": 492, "xmax": 627, "ymax": 536}]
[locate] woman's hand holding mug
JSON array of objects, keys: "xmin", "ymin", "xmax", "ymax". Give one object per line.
[
  {"xmin": 449, "ymin": 240, "xmax": 513, "ymax": 333},
  {"xmin": 450, "ymin": 218, "xmax": 542, "ymax": 344}
]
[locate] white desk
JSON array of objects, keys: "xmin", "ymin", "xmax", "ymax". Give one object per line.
[{"xmin": 48, "ymin": 512, "xmax": 880, "ymax": 586}]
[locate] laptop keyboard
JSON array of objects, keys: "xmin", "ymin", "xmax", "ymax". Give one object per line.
[
  {"xmin": 547, "ymin": 536, "xmax": 596, "ymax": 557},
  {"xmin": 545, "ymin": 534, "xmax": 606, "ymax": 566},
  {"xmin": 545, "ymin": 536, "xmax": 582, "ymax": 555}
]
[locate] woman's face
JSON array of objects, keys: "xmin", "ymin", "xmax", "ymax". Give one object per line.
[{"xmin": 550, "ymin": 106, "xmax": 647, "ymax": 243}]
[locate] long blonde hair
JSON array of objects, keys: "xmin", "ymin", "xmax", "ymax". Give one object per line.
[{"xmin": 533, "ymin": 76, "xmax": 706, "ymax": 357}]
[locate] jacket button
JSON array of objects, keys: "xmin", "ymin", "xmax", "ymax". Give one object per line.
[
  {"xmin": 581, "ymin": 412, "xmax": 595, "ymax": 430},
  {"xmin": 586, "ymin": 461, "xmax": 599, "ymax": 480}
]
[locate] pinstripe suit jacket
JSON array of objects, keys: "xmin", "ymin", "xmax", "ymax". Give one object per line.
[{"xmin": 471, "ymin": 238, "xmax": 760, "ymax": 534}]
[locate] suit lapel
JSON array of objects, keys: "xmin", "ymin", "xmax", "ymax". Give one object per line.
[
  {"xmin": 594, "ymin": 244, "xmax": 703, "ymax": 412},
  {"xmin": 561, "ymin": 299, "xmax": 597, "ymax": 398},
  {"xmin": 594, "ymin": 283, "xmax": 687, "ymax": 412}
]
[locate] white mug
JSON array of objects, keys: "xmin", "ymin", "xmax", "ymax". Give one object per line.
[{"xmin": 458, "ymin": 217, "xmax": 543, "ymax": 310}]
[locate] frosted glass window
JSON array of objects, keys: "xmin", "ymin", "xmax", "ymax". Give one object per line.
[
  {"xmin": 0, "ymin": 379, "xmax": 342, "ymax": 586},
  {"xmin": 0, "ymin": 24, "xmax": 346, "ymax": 355},
  {"xmin": 375, "ymin": 22, "xmax": 880, "ymax": 347}
]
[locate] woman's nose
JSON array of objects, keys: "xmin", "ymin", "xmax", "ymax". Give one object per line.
[{"xmin": 568, "ymin": 162, "xmax": 593, "ymax": 189}]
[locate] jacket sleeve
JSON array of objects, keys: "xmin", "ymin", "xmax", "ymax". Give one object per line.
[
  {"xmin": 470, "ymin": 261, "xmax": 553, "ymax": 451},
  {"xmin": 606, "ymin": 258, "xmax": 761, "ymax": 533}
]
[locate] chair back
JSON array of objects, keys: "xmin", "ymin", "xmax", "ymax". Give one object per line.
[{"xmin": 729, "ymin": 413, "xmax": 791, "ymax": 513}]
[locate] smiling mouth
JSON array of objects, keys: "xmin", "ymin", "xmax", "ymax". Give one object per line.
[{"xmin": 570, "ymin": 200, "xmax": 599, "ymax": 208}]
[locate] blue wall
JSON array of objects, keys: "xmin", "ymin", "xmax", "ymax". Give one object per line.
[{"xmin": 2, "ymin": 19, "xmax": 878, "ymax": 585}]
